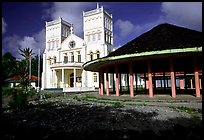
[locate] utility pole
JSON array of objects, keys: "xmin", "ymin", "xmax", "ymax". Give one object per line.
[
  {"xmin": 29, "ymin": 53, "xmax": 32, "ymax": 87},
  {"xmin": 37, "ymin": 49, "xmax": 40, "ymax": 93}
]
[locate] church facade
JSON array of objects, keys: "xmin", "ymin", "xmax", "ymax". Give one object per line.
[{"xmin": 41, "ymin": 4, "xmax": 115, "ymax": 91}]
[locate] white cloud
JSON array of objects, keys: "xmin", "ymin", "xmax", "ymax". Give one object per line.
[
  {"xmin": 114, "ymin": 18, "xmax": 163, "ymax": 47},
  {"xmin": 114, "ymin": 2, "xmax": 202, "ymax": 48},
  {"xmin": 114, "ymin": 19, "xmax": 134, "ymax": 37},
  {"xmin": 45, "ymin": 2, "xmax": 95, "ymax": 36},
  {"xmin": 161, "ymin": 2, "xmax": 202, "ymax": 31},
  {"xmin": 2, "ymin": 18, "xmax": 7, "ymax": 34},
  {"xmin": 2, "ymin": 29, "xmax": 45, "ymax": 59}
]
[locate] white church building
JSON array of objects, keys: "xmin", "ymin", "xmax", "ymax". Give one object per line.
[{"xmin": 41, "ymin": 4, "xmax": 115, "ymax": 92}]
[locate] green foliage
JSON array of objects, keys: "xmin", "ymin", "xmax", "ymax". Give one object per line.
[
  {"xmin": 113, "ymin": 102, "xmax": 122, "ymax": 108},
  {"xmin": 2, "ymin": 87, "xmax": 16, "ymax": 96},
  {"xmin": 73, "ymin": 96, "xmax": 81, "ymax": 101},
  {"xmin": 7, "ymin": 86, "xmax": 36, "ymax": 110},
  {"xmin": 38, "ymin": 90, "xmax": 54, "ymax": 99},
  {"xmin": 177, "ymin": 106, "xmax": 201, "ymax": 119}
]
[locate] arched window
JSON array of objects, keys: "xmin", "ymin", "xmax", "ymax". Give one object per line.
[
  {"xmin": 98, "ymin": 33, "xmax": 101, "ymax": 40},
  {"xmin": 47, "ymin": 56, "xmax": 51, "ymax": 65},
  {"xmin": 96, "ymin": 50, "xmax": 100, "ymax": 59},
  {"xmin": 53, "ymin": 56, "xmax": 56, "ymax": 63},
  {"xmin": 90, "ymin": 51, "xmax": 93, "ymax": 61},
  {"xmin": 93, "ymin": 73, "xmax": 97, "ymax": 82},
  {"xmin": 77, "ymin": 51, "xmax": 81, "ymax": 62},
  {"xmin": 87, "ymin": 34, "xmax": 90, "ymax": 42},
  {"xmin": 64, "ymin": 53, "xmax": 68, "ymax": 63},
  {"xmin": 70, "ymin": 52, "xmax": 74, "ymax": 62},
  {"xmin": 92, "ymin": 34, "xmax": 95, "ymax": 41}
]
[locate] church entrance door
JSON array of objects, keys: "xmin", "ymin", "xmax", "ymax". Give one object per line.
[{"xmin": 70, "ymin": 73, "xmax": 74, "ymax": 87}]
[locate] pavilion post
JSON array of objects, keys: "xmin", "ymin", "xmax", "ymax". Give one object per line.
[
  {"xmin": 170, "ymin": 59, "xmax": 176, "ymax": 98},
  {"xmin": 112, "ymin": 72, "xmax": 115, "ymax": 94},
  {"xmin": 129, "ymin": 63, "xmax": 134, "ymax": 97},
  {"xmin": 194, "ymin": 57, "xmax": 200, "ymax": 97},
  {"xmin": 148, "ymin": 61, "xmax": 153, "ymax": 97},
  {"xmin": 100, "ymin": 68, "xmax": 104, "ymax": 95},
  {"xmin": 106, "ymin": 66, "xmax": 109, "ymax": 96},
  {"xmin": 115, "ymin": 64, "xmax": 119, "ymax": 96},
  {"xmin": 99, "ymin": 69, "xmax": 101, "ymax": 95}
]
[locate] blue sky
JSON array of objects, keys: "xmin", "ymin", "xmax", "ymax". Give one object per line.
[{"xmin": 2, "ymin": 2, "xmax": 202, "ymax": 59}]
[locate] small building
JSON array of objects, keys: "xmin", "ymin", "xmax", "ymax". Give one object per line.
[
  {"xmin": 5, "ymin": 75, "xmax": 38, "ymax": 89},
  {"xmin": 83, "ymin": 23, "xmax": 202, "ymax": 98}
]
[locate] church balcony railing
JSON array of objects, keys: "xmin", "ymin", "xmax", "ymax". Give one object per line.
[{"xmin": 50, "ymin": 61, "xmax": 83, "ymax": 68}]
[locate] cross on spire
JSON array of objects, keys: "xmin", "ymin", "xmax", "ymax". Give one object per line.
[{"xmin": 97, "ymin": 3, "xmax": 99, "ymax": 9}]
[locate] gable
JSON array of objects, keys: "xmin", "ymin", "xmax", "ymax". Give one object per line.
[{"xmin": 61, "ymin": 34, "xmax": 86, "ymax": 51}]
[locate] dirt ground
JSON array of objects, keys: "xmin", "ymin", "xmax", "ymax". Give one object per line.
[{"xmin": 1, "ymin": 94, "xmax": 202, "ymax": 139}]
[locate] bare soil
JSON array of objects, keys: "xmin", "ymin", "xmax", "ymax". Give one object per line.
[{"xmin": 1, "ymin": 95, "xmax": 202, "ymax": 139}]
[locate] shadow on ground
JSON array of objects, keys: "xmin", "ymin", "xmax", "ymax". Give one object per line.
[{"xmin": 1, "ymin": 102, "xmax": 202, "ymax": 139}]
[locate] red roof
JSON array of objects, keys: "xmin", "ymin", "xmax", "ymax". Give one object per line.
[{"xmin": 5, "ymin": 75, "xmax": 38, "ymax": 82}]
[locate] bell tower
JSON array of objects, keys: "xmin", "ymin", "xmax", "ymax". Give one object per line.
[{"xmin": 83, "ymin": 3, "xmax": 114, "ymax": 58}]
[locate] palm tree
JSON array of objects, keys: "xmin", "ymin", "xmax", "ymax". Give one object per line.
[{"xmin": 18, "ymin": 48, "xmax": 34, "ymax": 89}]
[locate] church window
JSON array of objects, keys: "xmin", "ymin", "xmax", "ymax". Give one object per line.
[
  {"xmin": 53, "ymin": 56, "xmax": 56, "ymax": 63},
  {"xmin": 56, "ymin": 40, "xmax": 59, "ymax": 48},
  {"xmin": 77, "ymin": 51, "xmax": 81, "ymax": 62},
  {"xmin": 48, "ymin": 57, "xmax": 51, "ymax": 65},
  {"xmin": 87, "ymin": 35, "xmax": 90, "ymax": 42},
  {"xmin": 98, "ymin": 33, "xmax": 101, "ymax": 40},
  {"xmin": 70, "ymin": 52, "xmax": 74, "ymax": 62},
  {"xmin": 96, "ymin": 50, "xmax": 100, "ymax": 59},
  {"xmin": 90, "ymin": 52, "xmax": 93, "ymax": 61},
  {"xmin": 93, "ymin": 73, "xmax": 97, "ymax": 82},
  {"xmin": 106, "ymin": 33, "xmax": 108, "ymax": 43},
  {"xmin": 109, "ymin": 34, "xmax": 112, "ymax": 44},
  {"xmin": 48, "ymin": 42, "xmax": 51, "ymax": 49},
  {"xmin": 92, "ymin": 34, "xmax": 95, "ymax": 41},
  {"xmin": 69, "ymin": 41, "xmax": 76, "ymax": 48},
  {"xmin": 51, "ymin": 41, "xmax": 54, "ymax": 49},
  {"xmin": 64, "ymin": 54, "xmax": 68, "ymax": 63}
]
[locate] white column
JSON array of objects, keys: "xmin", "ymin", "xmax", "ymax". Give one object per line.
[
  {"xmin": 82, "ymin": 70, "xmax": 87, "ymax": 87},
  {"xmin": 54, "ymin": 70, "xmax": 56, "ymax": 88},
  {"xmin": 74, "ymin": 68, "xmax": 76, "ymax": 87},
  {"xmin": 41, "ymin": 53, "xmax": 46, "ymax": 89},
  {"xmin": 62, "ymin": 68, "xmax": 64, "ymax": 88},
  {"xmin": 52, "ymin": 70, "xmax": 54, "ymax": 87}
]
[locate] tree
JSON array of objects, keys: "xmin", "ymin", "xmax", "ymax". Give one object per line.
[
  {"xmin": 18, "ymin": 48, "xmax": 34, "ymax": 89},
  {"xmin": 2, "ymin": 52, "xmax": 17, "ymax": 86}
]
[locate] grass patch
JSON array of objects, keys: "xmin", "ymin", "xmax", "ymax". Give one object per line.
[{"xmin": 176, "ymin": 106, "xmax": 202, "ymax": 119}]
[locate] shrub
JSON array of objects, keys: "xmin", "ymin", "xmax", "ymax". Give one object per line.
[
  {"xmin": 113, "ymin": 102, "xmax": 122, "ymax": 108},
  {"xmin": 73, "ymin": 96, "xmax": 81, "ymax": 101}
]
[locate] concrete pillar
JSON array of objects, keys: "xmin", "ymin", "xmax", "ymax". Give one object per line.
[
  {"xmin": 115, "ymin": 64, "xmax": 119, "ymax": 96},
  {"xmin": 148, "ymin": 61, "xmax": 153, "ymax": 97},
  {"xmin": 62, "ymin": 68, "xmax": 64, "ymax": 88},
  {"xmin": 100, "ymin": 68, "xmax": 104, "ymax": 95},
  {"xmin": 129, "ymin": 63, "xmax": 134, "ymax": 97},
  {"xmin": 112, "ymin": 73, "xmax": 115, "ymax": 93},
  {"xmin": 190, "ymin": 79, "xmax": 193, "ymax": 89},
  {"xmin": 200, "ymin": 79, "xmax": 202, "ymax": 89},
  {"xmin": 99, "ymin": 69, "xmax": 101, "ymax": 95},
  {"xmin": 170, "ymin": 59, "xmax": 176, "ymax": 98},
  {"xmin": 119, "ymin": 73, "xmax": 122, "ymax": 92},
  {"xmin": 74, "ymin": 68, "xmax": 76, "ymax": 87},
  {"xmin": 194, "ymin": 58, "xmax": 200, "ymax": 97},
  {"xmin": 106, "ymin": 66, "xmax": 109, "ymax": 96},
  {"xmin": 135, "ymin": 73, "xmax": 138, "ymax": 94},
  {"xmin": 146, "ymin": 80, "xmax": 149, "ymax": 89}
]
